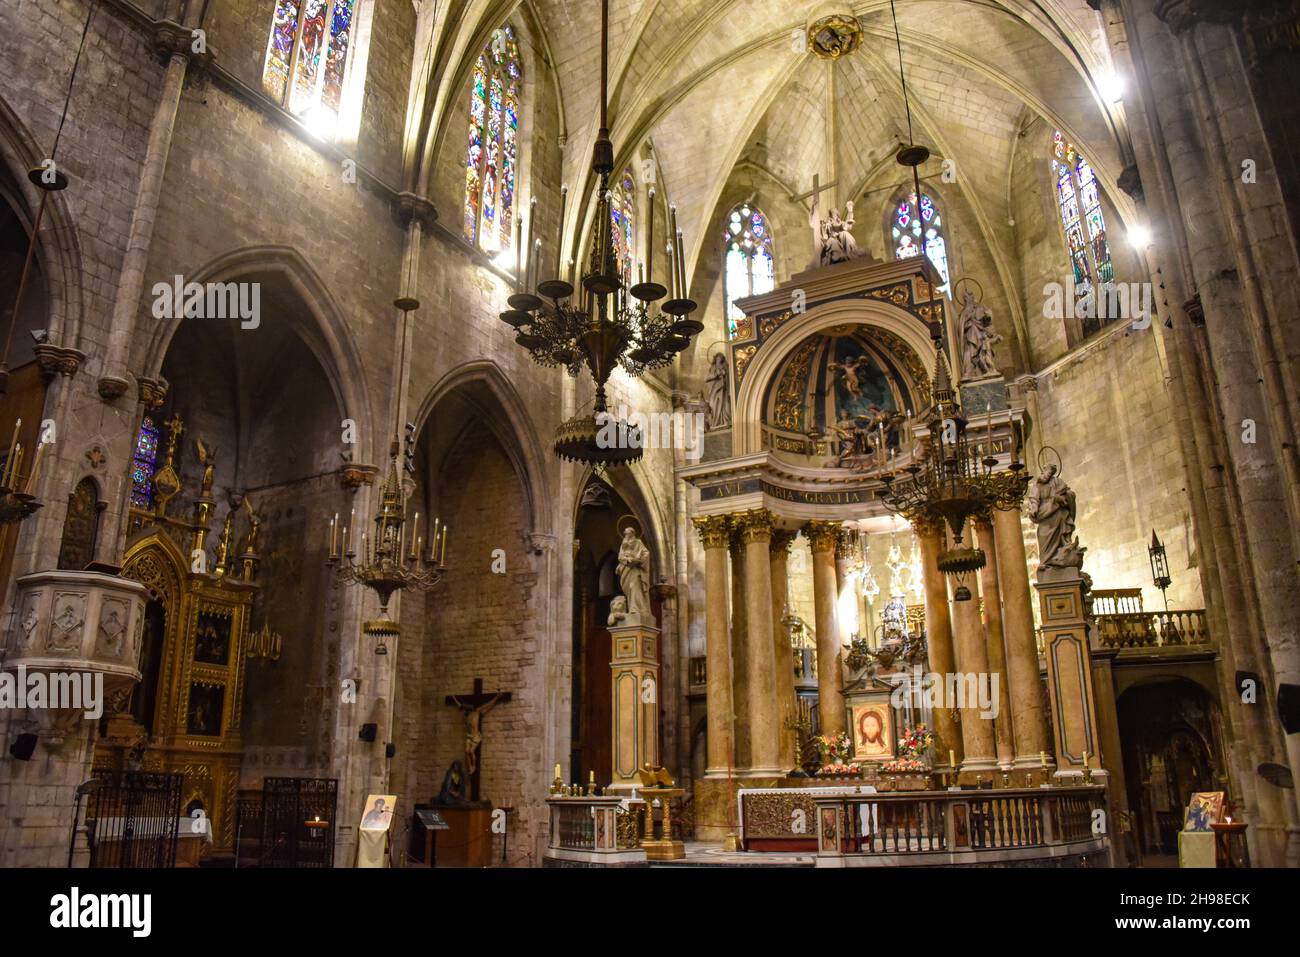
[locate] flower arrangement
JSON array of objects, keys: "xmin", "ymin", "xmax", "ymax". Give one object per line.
[
  {"xmin": 897, "ymin": 724, "xmax": 933, "ymax": 760},
  {"xmin": 811, "ymin": 731, "xmax": 856, "ymax": 775},
  {"xmin": 881, "ymin": 757, "xmax": 928, "ymax": 773}
]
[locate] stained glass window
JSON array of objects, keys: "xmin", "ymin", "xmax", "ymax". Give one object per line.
[
  {"xmin": 610, "ymin": 171, "xmax": 636, "ymax": 284},
  {"xmin": 1052, "ymin": 130, "xmax": 1115, "ymax": 336},
  {"xmin": 892, "ymin": 192, "xmax": 950, "ymax": 297},
  {"xmin": 722, "ymin": 203, "xmax": 774, "ymax": 339},
  {"xmin": 463, "ymin": 25, "xmax": 522, "ymax": 253},
  {"xmin": 260, "ymin": 0, "xmax": 360, "ymax": 137},
  {"xmin": 131, "ymin": 416, "xmax": 160, "ymax": 510}
]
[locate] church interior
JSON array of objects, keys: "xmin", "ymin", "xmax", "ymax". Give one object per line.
[{"xmin": 0, "ymin": 0, "xmax": 1298, "ymax": 877}]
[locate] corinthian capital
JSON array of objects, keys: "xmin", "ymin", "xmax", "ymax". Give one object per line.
[
  {"xmin": 692, "ymin": 514, "xmax": 730, "ymax": 550},
  {"xmin": 733, "ymin": 509, "xmax": 774, "ymax": 545},
  {"xmin": 803, "ymin": 520, "xmax": 842, "ymax": 554}
]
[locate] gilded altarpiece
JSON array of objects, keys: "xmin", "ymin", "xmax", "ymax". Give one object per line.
[{"xmin": 94, "ymin": 519, "xmax": 258, "ymax": 853}]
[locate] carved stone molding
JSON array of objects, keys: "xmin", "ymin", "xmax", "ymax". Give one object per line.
[
  {"xmin": 1184, "ymin": 292, "xmax": 1206, "ymax": 325},
  {"xmin": 152, "ymin": 19, "xmax": 215, "ymax": 72},
  {"xmin": 1154, "ymin": 0, "xmax": 1247, "ymax": 32},
  {"xmin": 340, "ymin": 464, "xmax": 379, "ymax": 492},
  {"xmin": 137, "ymin": 375, "xmax": 168, "ymax": 409},
  {"xmin": 393, "ymin": 191, "xmax": 438, "ymax": 230},
  {"xmin": 98, "ymin": 375, "xmax": 131, "ymax": 401},
  {"xmin": 32, "ymin": 343, "xmax": 86, "ymax": 382},
  {"xmin": 1117, "ymin": 163, "xmax": 1144, "ymax": 202}
]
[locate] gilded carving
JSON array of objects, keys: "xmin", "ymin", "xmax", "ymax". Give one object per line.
[
  {"xmin": 803, "ymin": 520, "xmax": 842, "ymax": 554},
  {"xmin": 692, "ymin": 514, "xmax": 730, "ymax": 550},
  {"xmin": 733, "ymin": 344, "xmax": 758, "ymax": 386},
  {"xmin": 733, "ymin": 508, "xmax": 774, "ymax": 544}
]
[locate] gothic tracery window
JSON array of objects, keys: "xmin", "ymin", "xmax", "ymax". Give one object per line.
[
  {"xmin": 131, "ymin": 415, "xmax": 160, "ymax": 510},
  {"xmin": 723, "ymin": 203, "xmax": 775, "ymax": 339},
  {"xmin": 1052, "ymin": 130, "xmax": 1115, "ymax": 336},
  {"xmin": 892, "ymin": 191, "xmax": 950, "ymax": 297},
  {"xmin": 463, "ymin": 25, "xmax": 523, "ymax": 254},
  {"xmin": 261, "ymin": 0, "xmax": 363, "ymax": 137},
  {"xmin": 610, "ymin": 170, "xmax": 636, "ymax": 283}
]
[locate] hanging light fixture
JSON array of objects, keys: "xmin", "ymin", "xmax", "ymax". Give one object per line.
[
  {"xmin": 500, "ymin": 0, "xmax": 702, "ymax": 467},
  {"xmin": 325, "ymin": 289, "xmax": 447, "ymax": 654},
  {"xmin": 877, "ymin": 0, "xmax": 1028, "ymax": 595}
]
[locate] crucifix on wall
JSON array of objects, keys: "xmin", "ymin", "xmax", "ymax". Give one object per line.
[{"xmin": 445, "ymin": 678, "xmax": 512, "ymax": 802}]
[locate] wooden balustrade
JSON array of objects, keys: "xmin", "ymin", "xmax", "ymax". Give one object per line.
[
  {"xmin": 1093, "ymin": 609, "xmax": 1209, "ymax": 649},
  {"xmin": 813, "ymin": 786, "xmax": 1108, "ymax": 866}
]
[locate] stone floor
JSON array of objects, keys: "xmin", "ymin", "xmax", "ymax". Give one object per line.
[{"xmin": 649, "ymin": 842, "xmax": 816, "ymax": 867}]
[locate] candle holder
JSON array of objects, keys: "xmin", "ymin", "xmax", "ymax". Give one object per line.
[{"xmin": 0, "ymin": 419, "xmax": 45, "ymax": 525}]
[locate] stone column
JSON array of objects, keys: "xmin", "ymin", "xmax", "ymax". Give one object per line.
[
  {"xmin": 804, "ymin": 521, "xmax": 845, "ymax": 735},
  {"xmin": 950, "ymin": 561, "xmax": 998, "ymax": 776},
  {"xmin": 835, "ymin": 529, "xmax": 858, "ymax": 641},
  {"xmin": 917, "ymin": 520, "xmax": 961, "ymax": 763},
  {"xmin": 736, "ymin": 510, "xmax": 781, "ymax": 777},
  {"xmin": 693, "ymin": 516, "xmax": 733, "ymax": 777},
  {"xmin": 769, "ymin": 529, "xmax": 798, "ymax": 769},
  {"xmin": 728, "ymin": 525, "xmax": 750, "ymax": 769},
  {"xmin": 974, "ymin": 515, "xmax": 1014, "ymax": 767},
  {"xmin": 992, "ymin": 504, "xmax": 1052, "ymax": 768}
]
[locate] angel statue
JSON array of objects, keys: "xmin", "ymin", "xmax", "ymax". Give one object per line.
[
  {"xmin": 238, "ymin": 494, "xmax": 263, "ymax": 557},
  {"xmin": 829, "ymin": 354, "xmax": 873, "ymax": 400},
  {"xmin": 194, "ymin": 438, "xmax": 217, "ymax": 497}
]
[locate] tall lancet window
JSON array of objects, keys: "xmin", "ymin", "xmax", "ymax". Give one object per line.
[
  {"xmin": 892, "ymin": 192, "xmax": 950, "ymax": 297},
  {"xmin": 463, "ymin": 25, "xmax": 523, "ymax": 254},
  {"xmin": 261, "ymin": 0, "xmax": 364, "ymax": 137},
  {"xmin": 723, "ymin": 202, "xmax": 775, "ymax": 339},
  {"xmin": 1052, "ymin": 130, "xmax": 1114, "ymax": 335},
  {"xmin": 130, "ymin": 415, "xmax": 160, "ymax": 510},
  {"xmin": 610, "ymin": 171, "xmax": 636, "ymax": 283}
]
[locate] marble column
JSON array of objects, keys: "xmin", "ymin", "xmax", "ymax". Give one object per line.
[
  {"xmin": 974, "ymin": 515, "xmax": 1014, "ymax": 767},
  {"xmin": 694, "ymin": 516, "xmax": 733, "ymax": 776},
  {"xmin": 736, "ymin": 510, "xmax": 781, "ymax": 776},
  {"xmin": 804, "ymin": 521, "xmax": 845, "ymax": 735},
  {"xmin": 769, "ymin": 529, "xmax": 799, "ymax": 769},
  {"xmin": 992, "ymin": 504, "xmax": 1051, "ymax": 768},
  {"xmin": 728, "ymin": 526, "xmax": 750, "ymax": 769},
  {"xmin": 917, "ymin": 520, "xmax": 961, "ymax": 763},
  {"xmin": 834, "ymin": 528, "xmax": 860, "ymax": 642},
  {"xmin": 950, "ymin": 561, "xmax": 998, "ymax": 775}
]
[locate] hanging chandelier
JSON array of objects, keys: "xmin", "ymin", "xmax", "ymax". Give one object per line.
[
  {"xmin": 877, "ymin": 0, "xmax": 1026, "ymax": 598},
  {"xmin": 500, "ymin": 0, "xmax": 701, "ymax": 467},
  {"xmin": 325, "ymin": 297, "xmax": 447, "ymax": 655}
]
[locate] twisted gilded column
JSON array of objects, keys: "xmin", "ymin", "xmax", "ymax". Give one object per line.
[
  {"xmin": 769, "ymin": 529, "xmax": 799, "ymax": 769},
  {"xmin": 916, "ymin": 517, "xmax": 961, "ymax": 763},
  {"xmin": 804, "ymin": 521, "xmax": 846, "ymax": 735},
  {"xmin": 974, "ymin": 514, "xmax": 1014, "ymax": 767},
  {"xmin": 992, "ymin": 500, "xmax": 1051, "ymax": 768},
  {"xmin": 728, "ymin": 525, "xmax": 750, "ymax": 769},
  {"xmin": 735, "ymin": 510, "xmax": 782, "ymax": 776},
  {"xmin": 694, "ymin": 516, "xmax": 734, "ymax": 776}
]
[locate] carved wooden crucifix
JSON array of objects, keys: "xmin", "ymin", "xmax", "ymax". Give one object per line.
[{"xmin": 445, "ymin": 678, "xmax": 512, "ymax": 802}]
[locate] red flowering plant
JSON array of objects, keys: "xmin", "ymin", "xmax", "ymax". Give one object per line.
[
  {"xmin": 882, "ymin": 724, "xmax": 933, "ymax": 772},
  {"xmin": 812, "ymin": 732, "xmax": 856, "ymax": 775}
]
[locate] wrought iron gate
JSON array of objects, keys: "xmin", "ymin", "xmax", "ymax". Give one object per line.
[
  {"xmin": 259, "ymin": 777, "xmax": 338, "ymax": 868},
  {"xmin": 86, "ymin": 770, "xmax": 183, "ymax": 868}
]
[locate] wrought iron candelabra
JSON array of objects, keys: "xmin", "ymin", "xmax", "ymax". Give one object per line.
[
  {"xmin": 500, "ymin": 0, "xmax": 702, "ymax": 467},
  {"xmin": 0, "ymin": 418, "xmax": 45, "ymax": 525}
]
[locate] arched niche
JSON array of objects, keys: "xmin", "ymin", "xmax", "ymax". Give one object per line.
[{"xmin": 733, "ymin": 297, "xmax": 937, "ymax": 456}]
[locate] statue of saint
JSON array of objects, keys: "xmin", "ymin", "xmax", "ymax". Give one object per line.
[
  {"xmin": 194, "ymin": 437, "xmax": 217, "ymax": 497},
  {"xmin": 704, "ymin": 353, "xmax": 731, "ymax": 431},
  {"xmin": 809, "ymin": 196, "xmax": 862, "ymax": 267},
  {"xmin": 1027, "ymin": 463, "xmax": 1086, "ymax": 576},
  {"xmin": 958, "ymin": 290, "xmax": 1002, "ymax": 380},
  {"xmin": 436, "ymin": 761, "xmax": 468, "ymax": 806},
  {"xmin": 616, "ymin": 527, "xmax": 652, "ymax": 620}
]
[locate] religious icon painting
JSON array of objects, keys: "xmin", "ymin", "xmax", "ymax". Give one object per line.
[
  {"xmin": 851, "ymin": 701, "xmax": 894, "ymax": 762},
  {"xmin": 193, "ymin": 609, "xmax": 232, "ymax": 665},
  {"xmin": 1183, "ymin": 791, "xmax": 1224, "ymax": 832},
  {"xmin": 360, "ymin": 794, "xmax": 397, "ymax": 831},
  {"xmin": 186, "ymin": 682, "xmax": 225, "ymax": 736}
]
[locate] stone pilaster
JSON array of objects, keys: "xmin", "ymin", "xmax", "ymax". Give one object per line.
[
  {"xmin": 992, "ymin": 504, "xmax": 1052, "ymax": 769},
  {"xmin": 693, "ymin": 516, "xmax": 734, "ymax": 777},
  {"xmin": 734, "ymin": 510, "xmax": 781, "ymax": 776},
  {"xmin": 769, "ymin": 529, "xmax": 799, "ymax": 769},
  {"xmin": 727, "ymin": 526, "xmax": 750, "ymax": 769},
  {"xmin": 608, "ymin": 620, "xmax": 661, "ymax": 793},
  {"xmin": 974, "ymin": 515, "xmax": 1014, "ymax": 767},
  {"xmin": 916, "ymin": 519, "xmax": 961, "ymax": 763},
  {"xmin": 1036, "ymin": 572, "xmax": 1102, "ymax": 783},
  {"xmin": 804, "ymin": 521, "xmax": 846, "ymax": 735}
]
